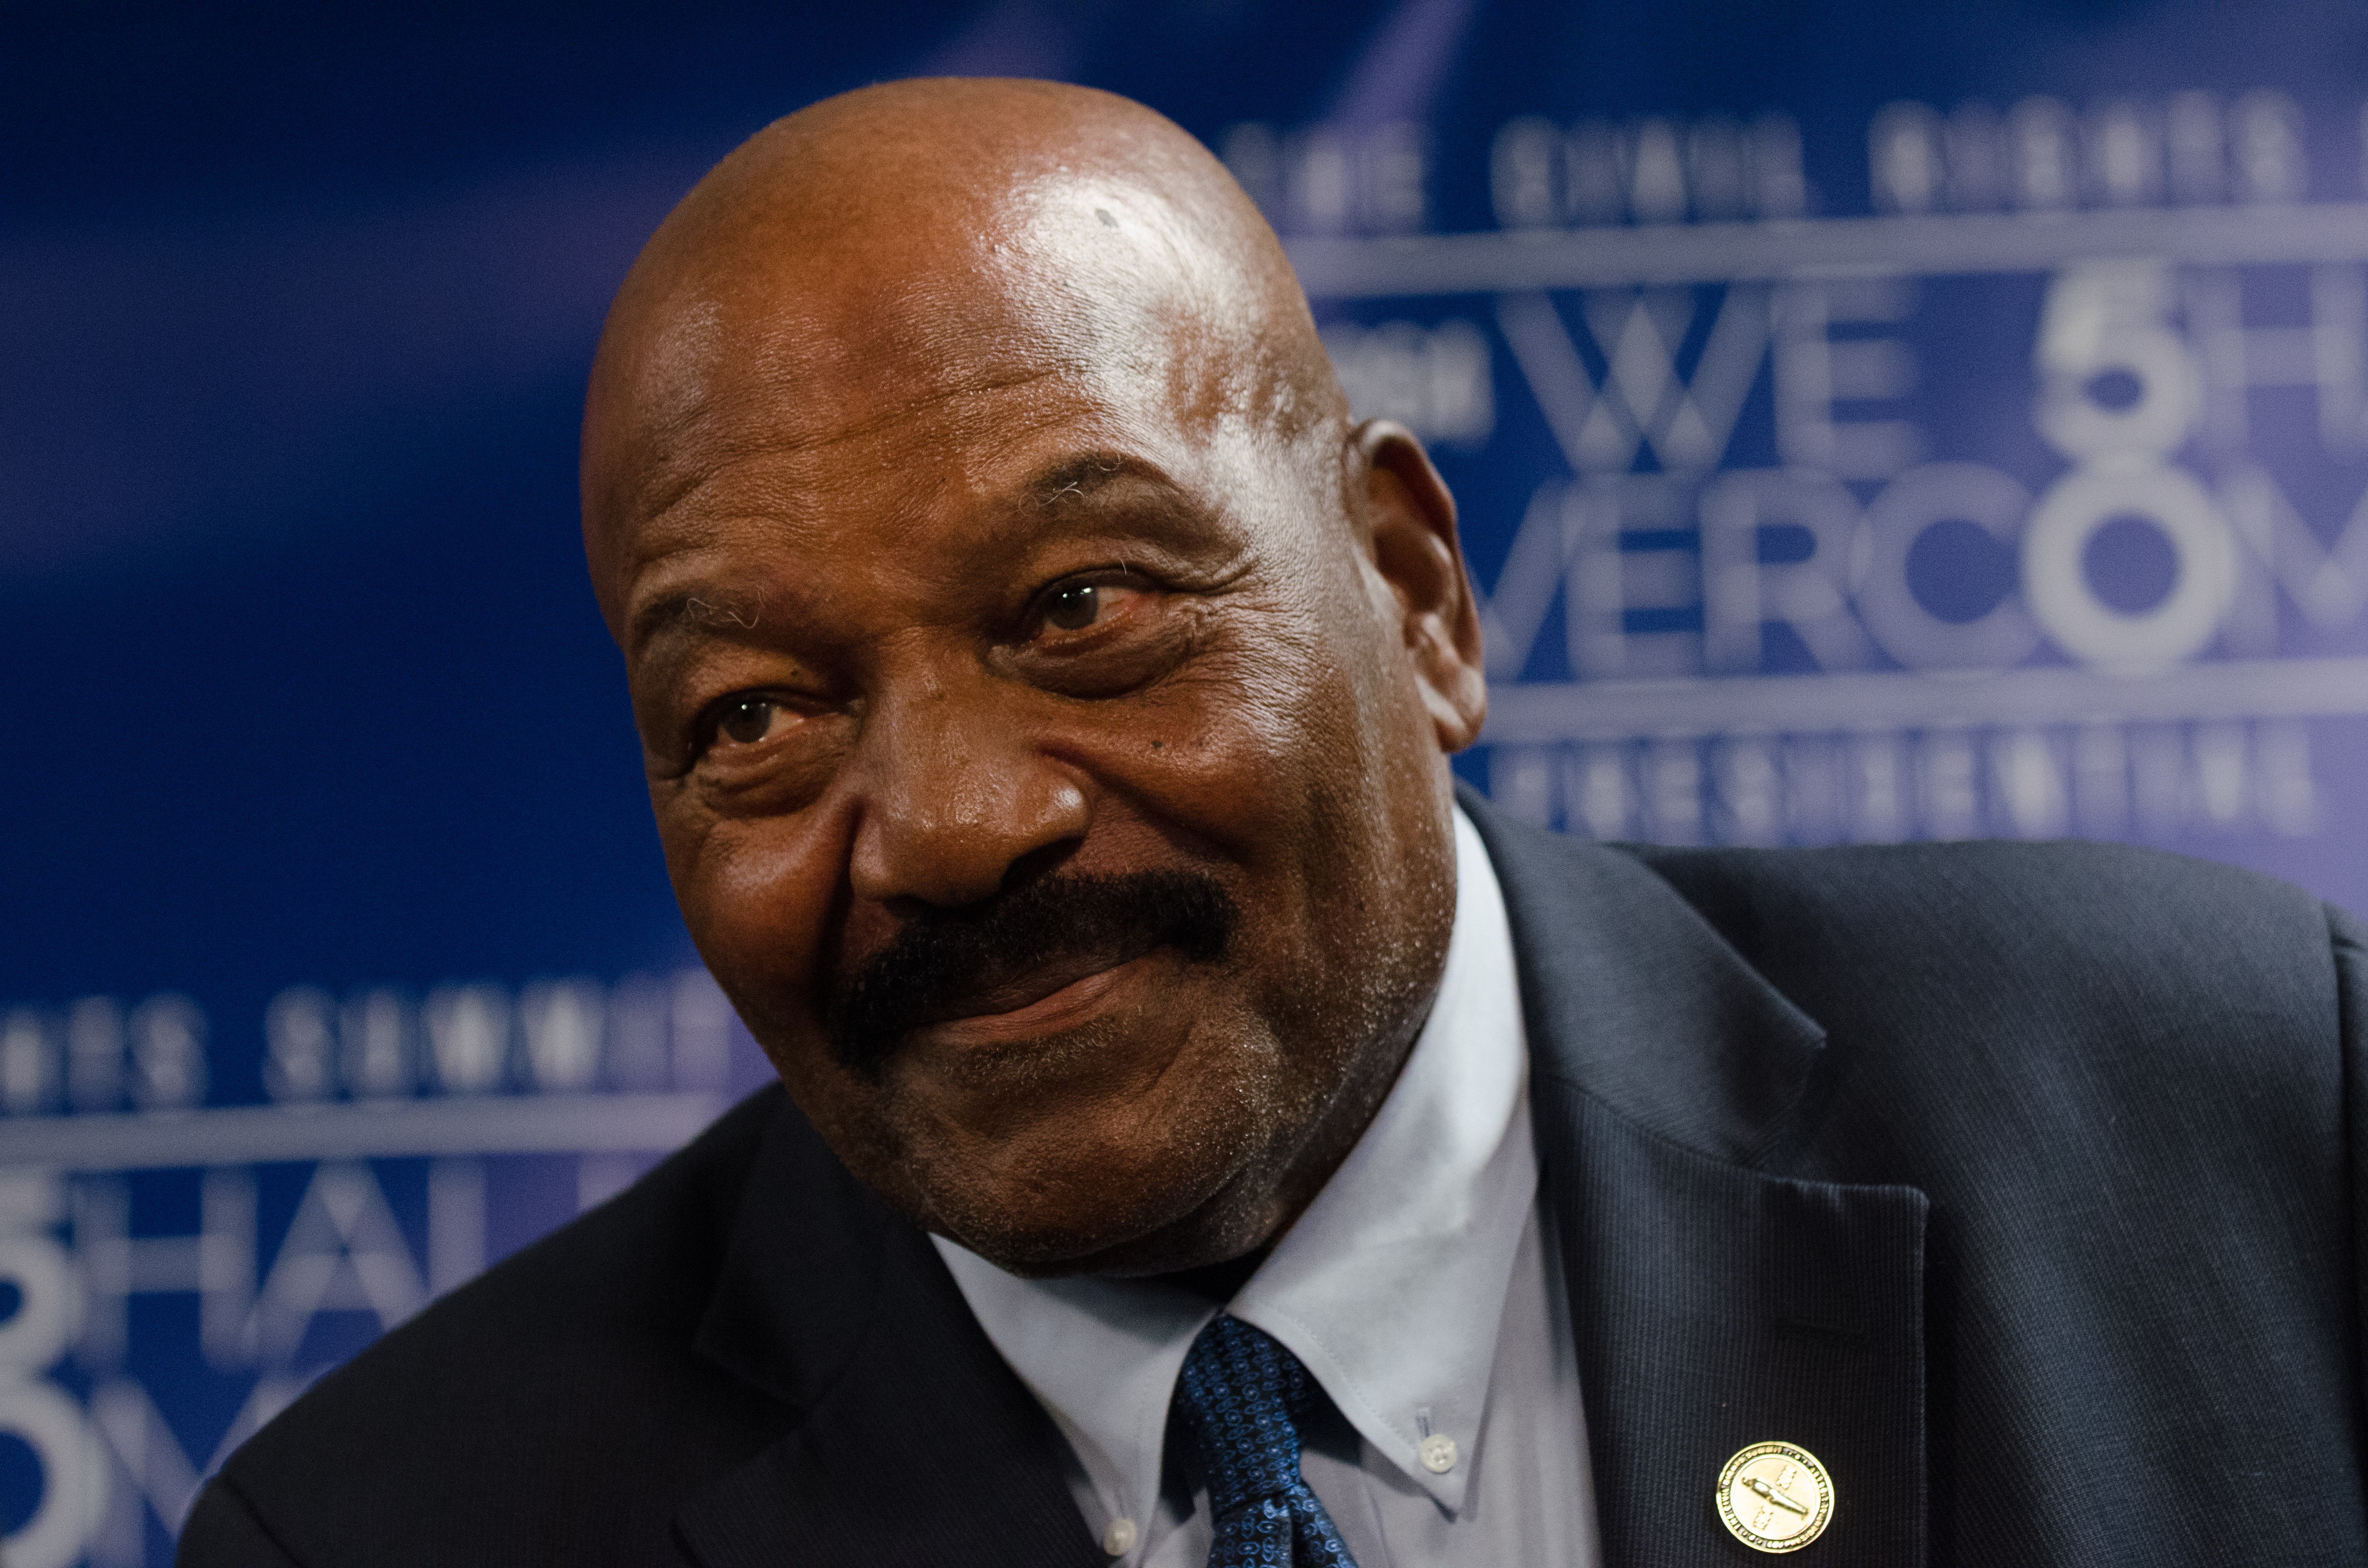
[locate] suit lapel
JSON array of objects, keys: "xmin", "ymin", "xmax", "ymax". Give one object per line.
[
  {"xmin": 1468, "ymin": 795, "xmax": 1929, "ymax": 1567},
  {"xmin": 675, "ymin": 1102, "xmax": 1102, "ymax": 1568}
]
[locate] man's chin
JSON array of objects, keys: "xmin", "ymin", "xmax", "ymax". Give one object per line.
[
  {"xmin": 939, "ymin": 1219, "xmax": 1246, "ymax": 1281},
  {"xmin": 920, "ymin": 1150, "xmax": 1279, "ymax": 1280},
  {"xmin": 835, "ymin": 977, "xmax": 1296, "ymax": 1274}
]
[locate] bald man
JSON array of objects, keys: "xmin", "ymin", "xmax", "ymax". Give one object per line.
[{"xmin": 184, "ymin": 80, "xmax": 2368, "ymax": 1568}]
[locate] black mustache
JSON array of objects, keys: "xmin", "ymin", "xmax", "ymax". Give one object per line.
[{"xmin": 825, "ymin": 870, "xmax": 1239, "ymax": 1078}]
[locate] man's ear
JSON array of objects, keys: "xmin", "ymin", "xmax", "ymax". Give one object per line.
[{"xmin": 1351, "ymin": 418, "xmax": 1488, "ymax": 753}]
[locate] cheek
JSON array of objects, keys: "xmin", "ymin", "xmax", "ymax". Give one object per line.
[
  {"xmin": 654, "ymin": 803, "xmax": 844, "ymax": 1034},
  {"xmin": 1082, "ymin": 602, "xmax": 1381, "ymax": 839},
  {"xmin": 661, "ymin": 806, "xmax": 926, "ymax": 1203}
]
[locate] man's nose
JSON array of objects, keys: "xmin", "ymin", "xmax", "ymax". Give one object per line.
[{"xmin": 845, "ymin": 670, "xmax": 1089, "ymax": 909}]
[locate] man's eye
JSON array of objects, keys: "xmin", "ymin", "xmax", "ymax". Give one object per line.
[
  {"xmin": 1045, "ymin": 582, "xmax": 1105, "ymax": 631},
  {"xmin": 1040, "ymin": 579, "xmax": 1148, "ymax": 637},
  {"xmin": 715, "ymin": 697, "xmax": 782, "ymax": 746}
]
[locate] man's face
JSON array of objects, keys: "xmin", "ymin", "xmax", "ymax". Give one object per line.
[{"xmin": 592, "ymin": 192, "xmax": 1473, "ymax": 1275}]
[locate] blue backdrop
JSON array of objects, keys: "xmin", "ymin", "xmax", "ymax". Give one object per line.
[{"xmin": 7, "ymin": 2, "xmax": 2368, "ymax": 1560}]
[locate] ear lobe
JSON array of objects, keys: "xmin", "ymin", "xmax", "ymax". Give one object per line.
[{"xmin": 1351, "ymin": 419, "xmax": 1488, "ymax": 753}]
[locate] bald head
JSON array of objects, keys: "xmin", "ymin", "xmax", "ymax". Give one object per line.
[{"xmin": 581, "ymin": 78, "xmax": 1347, "ymax": 618}]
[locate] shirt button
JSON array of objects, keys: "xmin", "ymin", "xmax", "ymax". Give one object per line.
[
  {"xmin": 1102, "ymin": 1517, "xmax": 1138, "ymax": 1556},
  {"xmin": 1419, "ymin": 1433, "xmax": 1459, "ymax": 1473}
]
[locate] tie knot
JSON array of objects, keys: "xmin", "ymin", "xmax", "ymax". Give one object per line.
[
  {"xmin": 1172, "ymin": 1316, "xmax": 1317, "ymax": 1516},
  {"xmin": 1171, "ymin": 1317, "xmax": 1360, "ymax": 1568}
]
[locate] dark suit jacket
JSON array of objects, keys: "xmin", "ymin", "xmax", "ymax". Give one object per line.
[{"xmin": 180, "ymin": 797, "xmax": 2368, "ymax": 1565}]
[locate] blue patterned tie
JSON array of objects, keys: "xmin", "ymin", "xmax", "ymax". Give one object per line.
[{"xmin": 1172, "ymin": 1315, "xmax": 1360, "ymax": 1568}]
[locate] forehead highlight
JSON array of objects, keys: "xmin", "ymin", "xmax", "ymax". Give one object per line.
[{"xmin": 627, "ymin": 184, "xmax": 1258, "ymax": 447}]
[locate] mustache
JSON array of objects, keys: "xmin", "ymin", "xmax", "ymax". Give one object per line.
[{"xmin": 825, "ymin": 870, "xmax": 1239, "ymax": 1078}]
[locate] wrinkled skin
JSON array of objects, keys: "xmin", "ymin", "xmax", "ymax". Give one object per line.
[{"xmin": 581, "ymin": 79, "xmax": 1487, "ymax": 1278}]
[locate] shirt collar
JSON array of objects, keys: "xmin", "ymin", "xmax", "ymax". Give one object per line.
[{"xmin": 934, "ymin": 804, "xmax": 1534, "ymax": 1523}]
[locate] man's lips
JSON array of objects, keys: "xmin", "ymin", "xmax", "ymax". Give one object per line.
[{"xmin": 909, "ymin": 952, "xmax": 1158, "ymax": 1050}]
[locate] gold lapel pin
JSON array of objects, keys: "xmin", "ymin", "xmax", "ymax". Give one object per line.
[{"xmin": 1715, "ymin": 1441, "xmax": 1833, "ymax": 1553}]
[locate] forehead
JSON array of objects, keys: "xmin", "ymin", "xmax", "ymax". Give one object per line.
[
  {"xmin": 596, "ymin": 195, "xmax": 1297, "ymax": 605},
  {"xmin": 623, "ymin": 307, "xmax": 1224, "ymax": 576},
  {"xmin": 644, "ymin": 179, "xmax": 1261, "ymax": 458}
]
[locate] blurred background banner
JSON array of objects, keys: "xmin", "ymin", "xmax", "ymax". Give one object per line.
[{"xmin": 6, "ymin": 1, "xmax": 2368, "ymax": 1559}]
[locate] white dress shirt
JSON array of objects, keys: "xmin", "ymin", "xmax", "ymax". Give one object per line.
[{"xmin": 935, "ymin": 808, "xmax": 1602, "ymax": 1566}]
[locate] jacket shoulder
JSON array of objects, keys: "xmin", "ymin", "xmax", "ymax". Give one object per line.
[
  {"xmin": 1615, "ymin": 835, "xmax": 2338, "ymax": 1005},
  {"xmin": 1606, "ymin": 837, "xmax": 2350, "ymax": 1172},
  {"xmin": 188, "ymin": 1087, "xmax": 798, "ymax": 1568}
]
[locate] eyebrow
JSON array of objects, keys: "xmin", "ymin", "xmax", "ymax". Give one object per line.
[
  {"xmin": 627, "ymin": 588, "xmax": 776, "ymax": 666},
  {"xmin": 1023, "ymin": 450, "xmax": 1174, "ymax": 510}
]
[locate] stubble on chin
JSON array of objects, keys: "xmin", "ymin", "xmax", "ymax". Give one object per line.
[{"xmin": 889, "ymin": 1003, "xmax": 1288, "ymax": 1276}]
